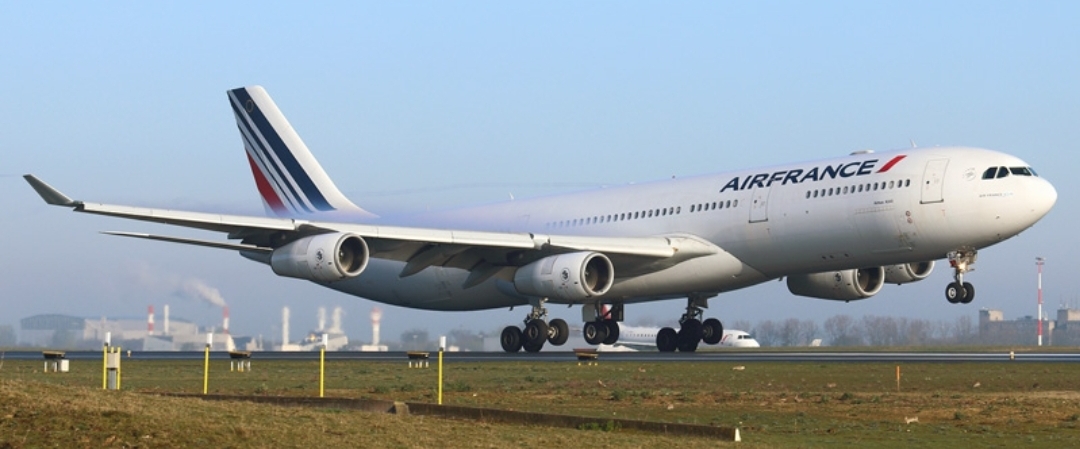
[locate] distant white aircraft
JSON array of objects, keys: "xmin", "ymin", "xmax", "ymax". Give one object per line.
[
  {"xmin": 617, "ymin": 323, "xmax": 760, "ymax": 349},
  {"xmin": 25, "ymin": 85, "xmax": 1056, "ymax": 353}
]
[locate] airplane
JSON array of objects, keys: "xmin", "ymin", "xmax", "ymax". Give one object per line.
[
  {"xmin": 617, "ymin": 323, "xmax": 760, "ymax": 349},
  {"xmin": 24, "ymin": 85, "xmax": 1057, "ymax": 353}
]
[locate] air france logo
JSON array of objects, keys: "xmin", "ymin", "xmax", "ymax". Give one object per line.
[{"xmin": 719, "ymin": 155, "xmax": 906, "ymax": 193}]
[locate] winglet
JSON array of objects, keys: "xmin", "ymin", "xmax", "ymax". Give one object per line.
[{"xmin": 23, "ymin": 175, "xmax": 78, "ymax": 206}]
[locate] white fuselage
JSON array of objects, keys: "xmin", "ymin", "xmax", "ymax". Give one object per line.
[
  {"xmin": 308, "ymin": 146, "xmax": 1055, "ymax": 310},
  {"xmin": 617, "ymin": 323, "xmax": 760, "ymax": 348}
]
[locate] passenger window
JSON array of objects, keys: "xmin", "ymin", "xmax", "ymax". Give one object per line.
[
  {"xmin": 733, "ymin": 200, "xmax": 738, "ymax": 207},
  {"xmin": 889, "ymin": 181, "xmax": 894, "ymax": 189}
]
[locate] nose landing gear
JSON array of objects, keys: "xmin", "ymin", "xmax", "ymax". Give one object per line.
[{"xmin": 945, "ymin": 249, "xmax": 977, "ymax": 304}]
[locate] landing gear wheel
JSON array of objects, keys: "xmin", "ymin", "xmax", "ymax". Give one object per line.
[
  {"xmin": 500, "ymin": 326, "xmax": 523, "ymax": 353},
  {"xmin": 523, "ymin": 340, "xmax": 544, "ymax": 353},
  {"xmin": 677, "ymin": 319, "xmax": 703, "ymax": 352},
  {"xmin": 702, "ymin": 318, "xmax": 724, "ymax": 345},
  {"xmin": 547, "ymin": 318, "xmax": 569, "ymax": 346},
  {"xmin": 523, "ymin": 319, "xmax": 549, "ymax": 347},
  {"xmin": 583, "ymin": 321, "xmax": 609, "ymax": 345},
  {"xmin": 945, "ymin": 282, "xmax": 965, "ymax": 304},
  {"xmin": 602, "ymin": 319, "xmax": 620, "ymax": 345},
  {"xmin": 657, "ymin": 327, "xmax": 678, "ymax": 352},
  {"xmin": 960, "ymin": 282, "xmax": 975, "ymax": 304}
]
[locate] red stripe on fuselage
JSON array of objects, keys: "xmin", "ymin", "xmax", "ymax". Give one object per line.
[
  {"xmin": 247, "ymin": 154, "xmax": 287, "ymax": 214},
  {"xmin": 877, "ymin": 155, "xmax": 906, "ymax": 173}
]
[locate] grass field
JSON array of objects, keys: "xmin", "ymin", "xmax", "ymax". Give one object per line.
[{"xmin": 3, "ymin": 354, "xmax": 1079, "ymax": 448}]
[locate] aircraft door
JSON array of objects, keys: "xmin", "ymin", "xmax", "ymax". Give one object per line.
[
  {"xmin": 920, "ymin": 159, "xmax": 948, "ymax": 204},
  {"xmin": 749, "ymin": 186, "xmax": 771, "ymax": 223}
]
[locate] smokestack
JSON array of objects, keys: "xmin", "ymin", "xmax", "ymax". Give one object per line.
[
  {"xmin": 317, "ymin": 307, "xmax": 327, "ymax": 331},
  {"xmin": 371, "ymin": 307, "xmax": 382, "ymax": 346},
  {"xmin": 282, "ymin": 307, "xmax": 290, "ymax": 346},
  {"xmin": 147, "ymin": 305, "xmax": 154, "ymax": 336},
  {"xmin": 330, "ymin": 307, "xmax": 343, "ymax": 334},
  {"xmin": 223, "ymin": 306, "xmax": 230, "ymax": 335},
  {"xmin": 164, "ymin": 304, "xmax": 170, "ymax": 335}
]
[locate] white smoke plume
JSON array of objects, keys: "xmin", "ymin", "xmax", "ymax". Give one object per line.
[
  {"xmin": 129, "ymin": 263, "xmax": 227, "ymax": 308},
  {"xmin": 178, "ymin": 279, "xmax": 227, "ymax": 308}
]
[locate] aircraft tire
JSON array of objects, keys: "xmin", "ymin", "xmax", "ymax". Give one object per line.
[
  {"xmin": 500, "ymin": 326, "xmax": 523, "ymax": 353},
  {"xmin": 677, "ymin": 319, "xmax": 702, "ymax": 352},
  {"xmin": 548, "ymin": 319, "xmax": 570, "ymax": 346},
  {"xmin": 676, "ymin": 333, "xmax": 699, "ymax": 352},
  {"xmin": 583, "ymin": 321, "xmax": 608, "ymax": 345},
  {"xmin": 602, "ymin": 319, "xmax": 620, "ymax": 345},
  {"xmin": 523, "ymin": 339, "xmax": 544, "ymax": 353},
  {"xmin": 524, "ymin": 319, "xmax": 549, "ymax": 346},
  {"xmin": 657, "ymin": 327, "xmax": 678, "ymax": 352},
  {"xmin": 961, "ymin": 282, "xmax": 975, "ymax": 304},
  {"xmin": 945, "ymin": 282, "xmax": 964, "ymax": 304},
  {"xmin": 702, "ymin": 318, "xmax": 724, "ymax": 345}
]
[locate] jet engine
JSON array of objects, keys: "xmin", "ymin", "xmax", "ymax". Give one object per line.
[
  {"xmin": 883, "ymin": 261, "xmax": 935, "ymax": 284},
  {"xmin": 270, "ymin": 233, "xmax": 369, "ymax": 282},
  {"xmin": 787, "ymin": 267, "xmax": 885, "ymax": 301},
  {"xmin": 513, "ymin": 251, "xmax": 614, "ymax": 301}
]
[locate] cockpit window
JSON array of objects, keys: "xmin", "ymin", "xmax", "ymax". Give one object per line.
[{"xmin": 983, "ymin": 166, "xmax": 1039, "ymax": 180}]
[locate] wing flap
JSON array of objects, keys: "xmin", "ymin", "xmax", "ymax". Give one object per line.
[{"xmin": 102, "ymin": 231, "xmax": 272, "ymax": 253}]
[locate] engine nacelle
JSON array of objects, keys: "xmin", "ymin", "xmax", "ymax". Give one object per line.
[
  {"xmin": 513, "ymin": 251, "xmax": 614, "ymax": 301},
  {"xmin": 271, "ymin": 233, "xmax": 369, "ymax": 283},
  {"xmin": 787, "ymin": 267, "xmax": 885, "ymax": 301},
  {"xmin": 883, "ymin": 261, "xmax": 935, "ymax": 284}
]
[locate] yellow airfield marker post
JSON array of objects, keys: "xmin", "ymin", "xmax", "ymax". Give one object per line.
[
  {"xmin": 320, "ymin": 333, "xmax": 327, "ymax": 398},
  {"xmin": 438, "ymin": 336, "xmax": 446, "ymax": 405},
  {"xmin": 203, "ymin": 332, "xmax": 212, "ymax": 395},
  {"xmin": 102, "ymin": 332, "xmax": 111, "ymax": 390}
]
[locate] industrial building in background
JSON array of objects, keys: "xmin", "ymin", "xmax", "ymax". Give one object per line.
[
  {"xmin": 277, "ymin": 306, "xmax": 352, "ymax": 351},
  {"xmin": 18, "ymin": 304, "xmax": 248, "ymax": 351},
  {"xmin": 979, "ymin": 307, "xmax": 1080, "ymax": 346}
]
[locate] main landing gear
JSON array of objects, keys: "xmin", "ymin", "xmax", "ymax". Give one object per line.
[
  {"xmin": 656, "ymin": 295, "xmax": 724, "ymax": 353},
  {"xmin": 500, "ymin": 298, "xmax": 570, "ymax": 353},
  {"xmin": 945, "ymin": 249, "xmax": 977, "ymax": 304},
  {"xmin": 582, "ymin": 303, "xmax": 621, "ymax": 346}
]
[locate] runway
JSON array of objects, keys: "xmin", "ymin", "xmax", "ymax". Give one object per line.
[{"xmin": 6, "ymin": 350, "xmax": 1079, "ymax": 363}]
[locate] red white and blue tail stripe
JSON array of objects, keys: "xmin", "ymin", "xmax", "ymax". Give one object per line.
[{"xmin": 228, "ymin": 86, "xmax": 374, "ymax": 218}]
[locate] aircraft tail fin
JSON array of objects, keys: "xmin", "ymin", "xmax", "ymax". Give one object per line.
[{"xmin": 227, "ymin": 86, "xmax": 376, "ymax": 218}]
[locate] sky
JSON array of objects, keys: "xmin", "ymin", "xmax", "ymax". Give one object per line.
[{"xmin": 2, "ymin": 2, "xmax": 1078, "ymax": 344}]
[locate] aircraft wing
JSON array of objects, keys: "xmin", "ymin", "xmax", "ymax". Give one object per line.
[{"xmin": 24, "ymin": 175, "xmax": 719, "ymax": 278}]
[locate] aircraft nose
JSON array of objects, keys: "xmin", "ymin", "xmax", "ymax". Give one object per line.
[{"xmin": 1032, "ymin": 177, "xmax": 1057, "ymax": 218}]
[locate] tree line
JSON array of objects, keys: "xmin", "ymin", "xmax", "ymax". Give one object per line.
[{"xmin": 741, "ymin": 314, "xmax": 981, "ymax": 347}]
